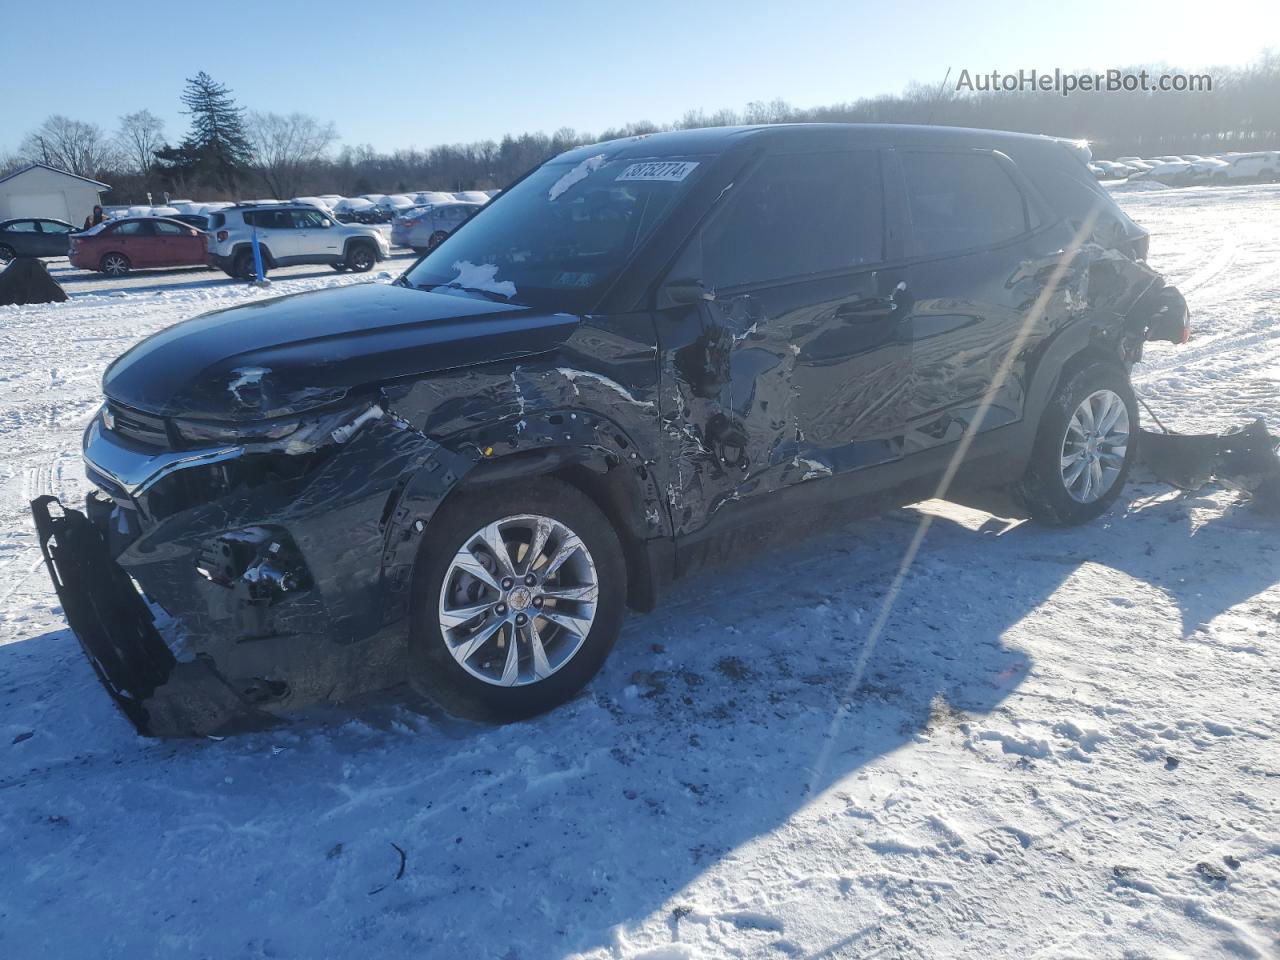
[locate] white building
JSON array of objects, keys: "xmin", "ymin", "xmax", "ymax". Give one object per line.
[{"xmin": 0, "ymin": 163, "xmax": 110, "ymax": 226}]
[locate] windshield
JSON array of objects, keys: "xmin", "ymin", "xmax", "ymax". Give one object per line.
[{"xmin": 403, "ymin": 154, "xmax": 708, "ymax": 310}]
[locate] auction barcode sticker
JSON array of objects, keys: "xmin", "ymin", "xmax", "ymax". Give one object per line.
[{"xmin": 615, "ymin": 161, "xmax": 699, "ymax": 182}]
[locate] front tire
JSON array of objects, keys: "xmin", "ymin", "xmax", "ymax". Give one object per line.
[
  {"xmin": 346, "ymin": 241, "xmax": 376, "ymax": 272},
  {"xmin": 409, "ymin": 478, "xmax": 626, "ymax": 720},
  {"xmin": 1016, "ymin": 361, "xmax": 1138, "ymax": 526}
]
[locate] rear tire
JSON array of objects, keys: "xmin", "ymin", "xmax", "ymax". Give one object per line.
[
  {"xmin": 100, "ymin": 252, "xmax": 130, "ymax": 276},
  {"xmin": 329, "ymin": 263, "xmax": 349, "ymax": 272},
  {"xmin": 233, "ymin": 249, "xmax": 265, "ymax": 280},
  {"xmin": 1016, "ymin": 361, "xmax": 1138, "ymax": 526},
  {"xmin": 409, "ymin": 478, "xmax": 626, "ymax": 721},
  {"xmin": 0, "ymin": 244, "xmax": 15, "ymax": 264},
  {"xmin": 346, "ymin": 241, "xmax": 376, "ymax": 272}
]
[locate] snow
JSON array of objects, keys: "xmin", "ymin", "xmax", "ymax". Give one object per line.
[
  {"xmin": 448, "ymin": 259, "xmax": 517, "ymax": 297},
  {"xmin": 548, "ymin": 153, "xmax": 609, "ymax": 201},
  {"xmin": 1, "ymin": 183, "xmax": 1278, "ymax": 958}
]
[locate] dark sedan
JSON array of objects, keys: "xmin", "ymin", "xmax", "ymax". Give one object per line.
[{"xmin": 0, "ymin": 218, "xmax": 77, "ymax": 262}]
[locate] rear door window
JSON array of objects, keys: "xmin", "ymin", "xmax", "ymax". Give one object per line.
[
  {"xmin": 701, "ymin": 151, "xmax": 884, "ymax": 289},
  {"xmin": 153, "ymin": 220, "xmax": 184, "ymax": 235},
  {"xmin": 6, "ymin": 220, "xmax": 39, "ymax": 233},
  {"xmin": 111, "ymin": 220, "xmax": 152, "ymax": 236},
  {"xmin": 900, "ymin": 151, "xmax": 1029, "ymax": 257}
]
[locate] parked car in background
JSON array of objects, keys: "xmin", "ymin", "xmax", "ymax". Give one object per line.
[
  {"xmin": 376, "ymin": 195, "xmax": 417, "ymax": 221},
  {"xmin": 1188, "ymin": 158, "xmax": 1229, "ymax": 183},
  {"xmin": 1132, "ymin": 160, "xmax": 1192, "ymax": 185},
  {"xmin": 167, "ymin": 213, "xmax": 211, "ymax": 231},
  {"xmin": 333, "ymin": 197, "xmax": 379, "ymax": 223},
  {"xmin": 390, "ymin": 201, "xmax": 483, "ymax": 252},
  {"xmin": 1215, "ymin": 152, "xmax": 1280, "ymax": 183},
  {"xmin": 0, "ymin": 218, "xmax": 76, "ymax": 262},
  {"xmin": 452, "ymin": 191, "xmax": 491, "ymax": 204},
  {"xmin": 69, "ymin": 217, "xmax": 209, "ymax": 276},
  {"xmin": 205, "ymin": 203, "xmax": 389, "ymax": 277},
  {"xmin": 413, "ymin": 191, "xmax": 455, "ymax": 206},
  {"xmin": 292, "ymin": 196, "xmax": 335, "ymax": 213}
]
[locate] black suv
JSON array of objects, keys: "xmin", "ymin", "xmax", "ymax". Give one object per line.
[{"xmin": 33, "ymin": 124, "xmax": 1188, "ymax": 736}]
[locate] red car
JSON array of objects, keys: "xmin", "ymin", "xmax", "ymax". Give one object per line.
[{"xmin": 69, "ymin": 217, "xmax": 209, "ymax": 276}]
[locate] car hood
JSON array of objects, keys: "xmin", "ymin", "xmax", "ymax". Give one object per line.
[{"xmin": 103, "ymin": 282, "xmax": 580, "ymax": 420}]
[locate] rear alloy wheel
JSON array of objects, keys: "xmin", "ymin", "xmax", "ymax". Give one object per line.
[
  {"xmin": 100, "ymin": 252, "xmax": 130, "ymax": 276},
  {"xmin": 1016, "ymin": 362, "xmax": 1138, "ymax": 526},
  {"xmin": 347, "ymin": 243, "xmax": 376, "ymax": 272},
  {"xmin": 410, "ymin": 479, "xmax": 625, "ymax": 720},
  {"xmin": 0, "ymin": 244, "xmax": 15, "ymax": 264}
]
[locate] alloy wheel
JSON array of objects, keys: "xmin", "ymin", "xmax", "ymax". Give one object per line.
[
  {"xmin": 1060, "ymin": 388, "xmax": 1130, "ymax": 503},
  {"xmin": 102, "ymin": 254, "xmax": 129, "ymax": 276},
  {"xmin": 437, "ymin": 514, "xmax": 598, "ymax": 687}
]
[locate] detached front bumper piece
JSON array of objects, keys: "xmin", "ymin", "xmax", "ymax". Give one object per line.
[
  {"xmin": 31, "ymin": 495, "xmax": 275, "ymax": 737},
  {"xmin": 1140, "ymin": 418, "xmax": 1280, "ymax": 511}
]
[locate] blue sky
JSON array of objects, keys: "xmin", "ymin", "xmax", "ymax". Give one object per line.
[{"xmin": 3, "ymin": 0, "xmax": 1275, "ymax": 154}]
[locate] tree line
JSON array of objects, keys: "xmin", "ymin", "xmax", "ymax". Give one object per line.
[{"xmin": 3, "ymin": 52, "xmax": 1277, "ymax": 205}]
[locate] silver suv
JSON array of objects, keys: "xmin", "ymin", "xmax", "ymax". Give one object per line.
[{"xmin": 206, "ymin": 204, "xmax": 390, "ymax": 278}]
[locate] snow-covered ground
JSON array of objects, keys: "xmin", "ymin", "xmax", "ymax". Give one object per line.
[{"xmin": 1, "ymin": 185, "xmax": 1277, "ymax": 959}]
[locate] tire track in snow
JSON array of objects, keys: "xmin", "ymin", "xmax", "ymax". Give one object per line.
[{"xmin": 1175, "ymin": 234, "xmax": 1237, "ymax": 294}]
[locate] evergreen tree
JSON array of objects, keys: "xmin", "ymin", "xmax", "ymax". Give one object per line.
[{"xmin": 162, "ymin": 72, "xmax": 252, "ymax": 195}]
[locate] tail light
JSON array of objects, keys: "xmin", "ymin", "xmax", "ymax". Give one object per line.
[{"xmin": 216, "ymin": 230, "xmax": 229, "ymax": 242}]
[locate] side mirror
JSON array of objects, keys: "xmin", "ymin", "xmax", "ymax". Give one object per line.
[{"xmin": 659, "ymin": 277, "xmax": 713, "ymax": 309}]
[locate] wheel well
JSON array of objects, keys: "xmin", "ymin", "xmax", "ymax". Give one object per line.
[
  {"xmin": 232, "ymin": 243, "xmax": 274, "ymax": 267},
  {"xmin": 344, "ymin": 236, "xmax": 377, "ymax": 255},
  {"xmin": 548, "ymin": 462, "xmax": 656, "ymax": 611},
  {"xmin": 444, "ymin": 449, "xmax": 658, "ymax": 613},
  {"xmin": 1056, "ymin": 345, "xmax": 1127, "ymax": 393}
]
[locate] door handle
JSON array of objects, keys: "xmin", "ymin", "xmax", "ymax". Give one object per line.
[{"xmin": 836, "ymin": 282, "xmax": 908, "ymax": 323}]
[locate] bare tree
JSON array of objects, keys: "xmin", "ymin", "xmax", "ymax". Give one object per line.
[
  {"xmin": 246, "ymin": 112, "xmax": 338, "ymax": 198},
  {"xmin": 115, "ymin": 110, "xmax": 167, "ymax": 176},
  {"xmin": 19, "ymin": 115, "xmax": 117, "ymax": 177}
]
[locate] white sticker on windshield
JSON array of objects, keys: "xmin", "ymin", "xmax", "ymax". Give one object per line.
[{"xmin": 615, "ymin": 161, "xmax": 699, "ymax": 183}]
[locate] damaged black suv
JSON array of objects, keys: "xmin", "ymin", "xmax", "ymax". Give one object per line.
[{"xmin": 33, "ymin": 124, "xmax": 1189, "ymax": 736}]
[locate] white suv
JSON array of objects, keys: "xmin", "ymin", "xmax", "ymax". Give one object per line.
[{"xmin": 205, "ymin": 204, "xmax": 390, "ymax": 278}]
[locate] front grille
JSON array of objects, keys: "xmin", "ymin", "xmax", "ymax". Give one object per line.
[{"xmin": 107, "ymin": 402, "xmax": 171, "ymax": 448}]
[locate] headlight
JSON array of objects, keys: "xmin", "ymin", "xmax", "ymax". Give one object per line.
[
  {"xmin": 173, "ymin": 415, "xmax": 302, "ymax": 445},
  {"xmin": 171, "ymin": 400, "xmax": 382, "ymax": 450}
]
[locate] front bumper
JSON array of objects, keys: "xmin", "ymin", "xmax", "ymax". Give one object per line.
[{"xmin": 34, "ymin": 413, "xmax": 472, "ymax": 736}]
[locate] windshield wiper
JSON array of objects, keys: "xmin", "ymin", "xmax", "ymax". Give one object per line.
[{"xmin": 429, "ymin": 281, "xmax": 515, "ymax": 303}]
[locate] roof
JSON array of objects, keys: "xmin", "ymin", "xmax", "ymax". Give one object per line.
[
  {"xmin": 554, "ymin": 122, "xmax": 1079, "ymax": 165},
  {"xmin": 0, "ymin": 162, "xmax": 110, "ymax": 190}
]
